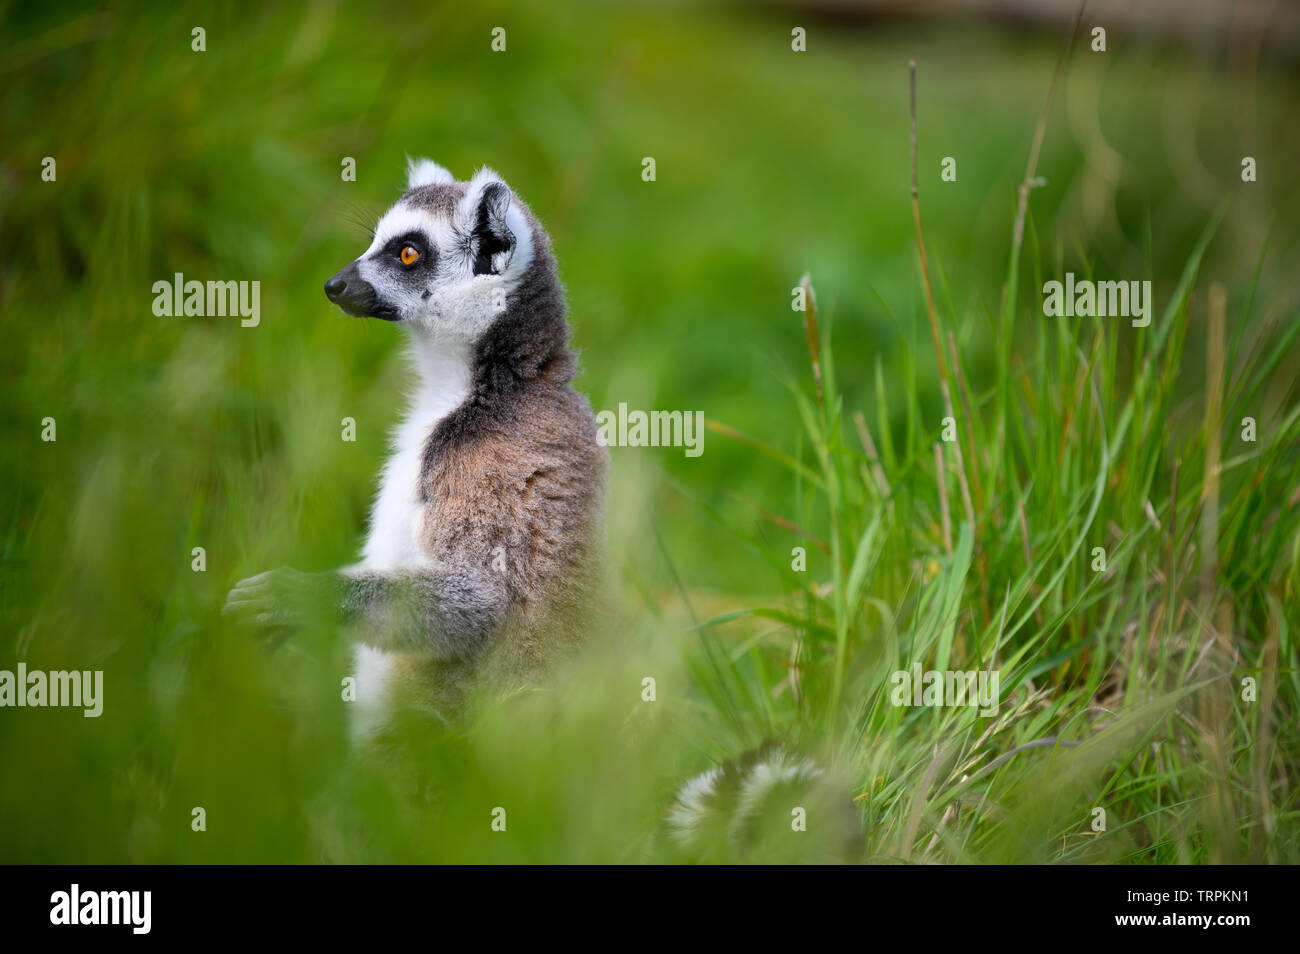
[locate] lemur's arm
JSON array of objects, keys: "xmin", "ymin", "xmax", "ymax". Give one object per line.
[
  {"xmin": 335, "ymin": 564, "xmax": 509, "ymax": 659},
  {"xmin": 223, "ymin": 562, "xmax": 510, "ymax": 662}
]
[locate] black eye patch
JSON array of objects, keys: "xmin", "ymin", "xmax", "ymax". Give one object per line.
[{"xmin": 381, "ymin": 232, "xmax": 435, "ymax": 269}]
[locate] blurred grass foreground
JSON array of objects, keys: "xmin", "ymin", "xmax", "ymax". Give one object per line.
[{"xmin": 2, "ymin": 1, "xmax": 1299, "ymax": 863}]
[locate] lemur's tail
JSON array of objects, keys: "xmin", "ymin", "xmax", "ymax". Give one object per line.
[{"xmin": 660, "ymin": 740, "xmax": 865, "ymax": 863}]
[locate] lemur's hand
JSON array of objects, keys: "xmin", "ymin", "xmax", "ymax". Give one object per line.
[{"xmin": 222, "ymin": 566, "xmax": 338, "ymax": 635}]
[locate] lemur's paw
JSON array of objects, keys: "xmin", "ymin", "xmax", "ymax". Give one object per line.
[{"xmin": 222, "ymin": 566, "xmax": 322, "ymax": 634}]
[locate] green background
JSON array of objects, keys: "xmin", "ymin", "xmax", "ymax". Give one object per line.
[{"xmin": 2, "ymin": 1, "xmax": 1298, "ymax": 862}]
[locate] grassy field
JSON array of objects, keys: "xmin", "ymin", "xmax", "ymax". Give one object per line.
[{"xmin": 2, "ymin": 1, "xmax": 1298, "ymax": 863}]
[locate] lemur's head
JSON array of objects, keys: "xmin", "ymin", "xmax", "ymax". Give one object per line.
[{"xmin": 325, "ymin": 159, "xmax": 539, "ymax": 336}]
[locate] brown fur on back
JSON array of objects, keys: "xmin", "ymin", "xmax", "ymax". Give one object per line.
[{"xmin": 422, "ymin": 380, "xmax": 607, "ymax": 683}]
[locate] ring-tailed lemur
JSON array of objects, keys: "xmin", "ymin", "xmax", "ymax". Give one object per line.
[{"xmin": 224, "ymin": 159, "xmax": 606, "ymax": 739}]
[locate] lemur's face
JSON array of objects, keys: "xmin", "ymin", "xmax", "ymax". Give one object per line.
[{"xmin": 324, "ymin": 159, "xmax": 534, "ymax": 336}]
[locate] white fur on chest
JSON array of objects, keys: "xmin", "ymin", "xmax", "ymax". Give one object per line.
[
  {"xmin": 350, "ymin": 331, "xmax": 470, "ymax": 740},
  {"xmin": 359, "ymin": 332, "xmax": 471, "ymax": 573}
]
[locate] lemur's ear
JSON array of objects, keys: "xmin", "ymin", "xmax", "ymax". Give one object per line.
[
  {"xmin": 458, "ymin": 167, "xmax": 517, "ymax": 276},
  {"xmin": 406, "ymin": 156, "xmax": 454, "ymax": 189}
]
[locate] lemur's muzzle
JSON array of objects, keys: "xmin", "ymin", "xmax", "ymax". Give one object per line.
[{"xmin": 324, "ymin": 264, "xmax": 386, "ymax": 319}]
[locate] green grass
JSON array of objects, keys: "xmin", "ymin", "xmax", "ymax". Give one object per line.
[
  {"xmin": 695, "ymin": 228, "xmax": 1300, "ymax": 863},
  {"xmin": 1, "ymin": 1, "xmax": 1298, "ymax": 863}
]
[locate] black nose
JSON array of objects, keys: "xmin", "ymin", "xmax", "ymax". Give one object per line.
[{"xmin": 324, "ymin": 266, "xmax": 384, "ymax": 319}]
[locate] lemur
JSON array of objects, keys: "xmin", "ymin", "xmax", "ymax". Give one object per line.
[{"xmin": 224, "ymin": 159, "xmax": 607, "ymax": 739}]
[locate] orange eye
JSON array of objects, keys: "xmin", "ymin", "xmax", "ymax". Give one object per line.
[{"xmin": 400, "ymin": 245, "xmax": 420, "ymax": 266}]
